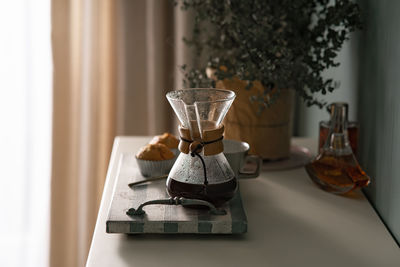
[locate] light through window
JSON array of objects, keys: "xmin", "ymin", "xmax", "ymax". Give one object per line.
[{"xmin": 0, "ymin": 1, "xmax": 52, "ymax": 266}]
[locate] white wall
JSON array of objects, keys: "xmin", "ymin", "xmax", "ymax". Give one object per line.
[{"xmin": 295, "ymin": 35, "xmax": 359, "ymax": 137}]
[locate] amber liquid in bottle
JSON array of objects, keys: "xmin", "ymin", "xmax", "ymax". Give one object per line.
[
  {"xmin": 306, "ymin": 154, "xmax": 370, "ymax": 193},
  {"xmin": 306, "ymin": 103, "xmax": 370, "ymax": 194}
]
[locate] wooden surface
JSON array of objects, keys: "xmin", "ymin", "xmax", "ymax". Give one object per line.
[
  {"xmin": 106, "ymin": 153, "xmax": 247, "ymax": 234},
  {"xmin": 87, "ymin": 137, "xmax": 400, "ymax": 267}
]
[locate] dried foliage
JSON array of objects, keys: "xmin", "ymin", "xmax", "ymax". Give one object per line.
[{"xmin": 178, "ymin": 0, "xmax": 362, "ymax": 110}]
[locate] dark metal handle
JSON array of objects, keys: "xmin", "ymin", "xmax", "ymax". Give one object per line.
[{"xmin": 126, "ymin": 197, "xmax": 227, "ymax": 216}]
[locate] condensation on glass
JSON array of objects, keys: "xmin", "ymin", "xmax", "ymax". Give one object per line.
[{"xmin": 166, "ymin": 88, "xmax": 237, "ymax": 206}]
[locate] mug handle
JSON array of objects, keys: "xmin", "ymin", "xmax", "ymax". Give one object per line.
[{"xmin": 238, "ymin": 154, "xmax": 262, "ymax": 179}]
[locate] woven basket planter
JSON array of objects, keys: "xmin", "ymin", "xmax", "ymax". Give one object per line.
[{"xmin": 217, "ymin": 78, "xmax": 294, "ymax": 160}]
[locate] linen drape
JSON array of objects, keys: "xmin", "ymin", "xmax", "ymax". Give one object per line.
[
  {"xmin": 51, "ymin": 0, "xmax": 117, "ymax": 266},
  {"xmin": 51, "ymin": 0, "xmax": 192, "ymax": 266},
  {"xmin": 116, "ymin": 0, "xmax": 193, "ymax": 135}
]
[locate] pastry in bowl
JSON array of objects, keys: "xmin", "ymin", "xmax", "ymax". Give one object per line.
[
  {"xmin": 150, "ymin": 132, "xmax": 179, "ymax": 149},
  {"xmin": 136, "ymin": 143, "xmax": 174, "ymax": 160},
  {"xmin": 135, "ymin": 143, "xmax": 177, "ymax": 177}
]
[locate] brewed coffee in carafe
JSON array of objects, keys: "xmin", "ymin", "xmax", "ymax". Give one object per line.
[{"xmin": 166, "ymin": 88, "xmax": 236, "ymax": 206}]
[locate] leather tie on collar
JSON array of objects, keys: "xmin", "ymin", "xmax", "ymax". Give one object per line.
[{"xmin": 178, "ymin": 124, "xmax": 224, "ymax": 156}]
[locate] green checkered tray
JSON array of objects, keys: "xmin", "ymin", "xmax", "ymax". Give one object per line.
[{"xmin": 106, "ymin": 153, "xmax": 247, "ymax": 234}]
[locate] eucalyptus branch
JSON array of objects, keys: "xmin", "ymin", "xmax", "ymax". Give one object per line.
[{"xmin": 177, "ymin": 0, "xmax": 362, "ymax": 109}]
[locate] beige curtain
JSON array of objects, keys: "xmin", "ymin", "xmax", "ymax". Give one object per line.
[
  {"xmin": 117, "ymin": 0, "xmax": 193, "ymax": 135},
  {"xmin": 51, "ymin": 0, "xmax": 192, "ymax": 266},
  {"xmin": 51, "ymin": 0, "xmax": 117, "ymax": 266}
]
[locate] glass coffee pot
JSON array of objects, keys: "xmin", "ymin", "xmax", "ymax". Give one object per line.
[{"xmin": 166, "ymin": 88, "xmax": 236, "ymax": 206}]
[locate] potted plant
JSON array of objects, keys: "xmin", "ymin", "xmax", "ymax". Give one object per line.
[{"xmin": 177, "ymin": 0, "xmax": 362, "ymax": 159}]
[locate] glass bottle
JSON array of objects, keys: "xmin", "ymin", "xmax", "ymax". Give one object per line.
[
  {"xmin": 305, "ymin": 103, "xmax": 370, "ymax": 194},
  {"xmin": 319, "ymin": 103, "xmax": 359, "ymax": 157}
]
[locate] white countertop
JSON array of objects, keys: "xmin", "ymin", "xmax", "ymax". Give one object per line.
[{"xmin": 86, "ymin": 137, "xmax": 400, "ymax": 267}]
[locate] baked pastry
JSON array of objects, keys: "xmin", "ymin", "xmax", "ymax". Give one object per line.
[
  {"xmin": 150, "ymin": 133, "xmax": 179, "ymax": 149},
  {"xmin": 135, "ymin": 143, "xmax": 177, "ymax": 177},
  {"xmin": 136, "ymin": 143, "xmax": 174, "ymax": 161}
]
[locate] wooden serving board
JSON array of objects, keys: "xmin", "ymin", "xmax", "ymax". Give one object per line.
[{"xmin": 106, "ymin": 153, "xmax": 247, "ymax": 234}]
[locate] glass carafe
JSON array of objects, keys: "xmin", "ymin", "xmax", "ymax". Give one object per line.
[
  {"xmin": 305, "ymin": 103, "xmax": 370, "ymax": 194},
  {"xmin": 166, "ymin": 88, "xmax": 236, "ymax": 206}
]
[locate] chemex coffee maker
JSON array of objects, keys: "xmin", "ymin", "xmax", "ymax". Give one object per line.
[
  {"xmin": 127, "ymin": 88, "xmax": 237, "ymax": 216},
  {"xmin": 166, "ymin": 88, "xmax": 237, "ymax": 206}
]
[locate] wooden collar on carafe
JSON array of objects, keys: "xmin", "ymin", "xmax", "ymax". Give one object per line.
[{"xmin": 178, "ymin": 124, "xmax": 224, "ymax": 156}]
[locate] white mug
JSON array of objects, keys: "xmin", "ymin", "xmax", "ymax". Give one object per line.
[{"xmin": 223, "ymin": 139, "xmax": 262, "ymax": 179}]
